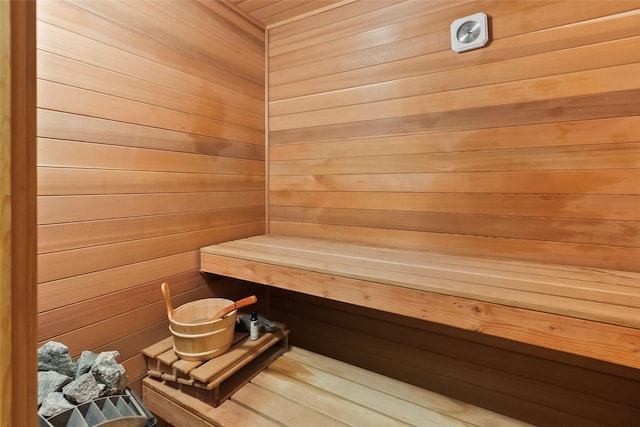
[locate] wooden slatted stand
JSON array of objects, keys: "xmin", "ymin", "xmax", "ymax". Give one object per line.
[
  {"xmin": 200, "ymin": 235, "xmax": 640, "ymax": 369},
  {"xmin": 142, "ymin": 346, "xmax": 534, "ymax": 427},
  {"xmin": 142, "ymin": 325, "xmax": 289, "ymax": 407}
]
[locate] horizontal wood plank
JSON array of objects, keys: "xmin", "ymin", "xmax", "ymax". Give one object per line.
[
  {"xmin": 269, "ymin": 191, "xmax": 640, "ymax": 221},
  {"xmin": 38, "ymin": 139, "xmax": 264, "ymax": 175},
  {"xmin": 270, "ymin": 6, "xmax": 640, "ymax": 99},
  {"xmin": 38, "ymin": 80, "xmax": 263, "ymax": 144},
  {"xmin": 269, "ymin": 170, "xmax": 640, "ymax": 195},
  {"xmin": 38, "ymin": 167, "xmax": 264, "ymax": 196},
  {"xmin": 270, "ymin": 143, "xmax": 640, "ymax": 174},
  {"xmin": 39, "ymin": 191, "xmax": 264, "ymax": 225},
  {"xmin": 38, "ymin": 0, "xmax": 264, "ymax": 98},
  {"xmin": 37, "ymin": 20, "xmax": 263, "ymax": 114},
  {"xmin": 269, "ymin": 206, "xmax": 639, "ymax": 247},
  {"xmin": 268, "ymin": 222, "xmax": 640, "ymax": 271},
  {"xmin": 37, "ymin": 50, "xmax": 264, "ymax": 131},
  {"xmin": 39, "ymin": 222, "xmax": 264, "ymax": 283},
  {"xmin": 38, "ymin": 110, "xmax": 264, "ymax": 161},
  {"xmin": 38, "ymin": 207, "xmax": 264, "ymax": 254}
]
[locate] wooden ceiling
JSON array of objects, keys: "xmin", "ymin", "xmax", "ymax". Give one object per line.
[{"xmin": 227, "ymin": 0, "xmax": 345, "ymax": 27}]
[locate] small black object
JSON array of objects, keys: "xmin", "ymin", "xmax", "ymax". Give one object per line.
[{"xmin": 235, "ymin": 312, "xmax": 279, "ymax": 333}]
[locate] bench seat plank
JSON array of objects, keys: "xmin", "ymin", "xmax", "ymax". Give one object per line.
[
  {"xmin": 204, "ymin": 242, "xmax": 640, "ymax": 327},
  {"xmin": 200, "ymin": 235, "xmax": 640, "ymax": 368}
]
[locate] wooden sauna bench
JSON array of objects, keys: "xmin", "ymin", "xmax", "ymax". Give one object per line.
[
  {"xmin": 200, "ymin": 234, "xmax": 640, "ymax": 369},
  {"xmin": 143, "ymin": 346, "xmax": 533, "ymax": 426}
]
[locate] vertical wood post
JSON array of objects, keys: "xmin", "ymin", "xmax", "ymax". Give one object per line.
[{"xmin": 0, "ymin": 0, "xmax": 37, "ymax": 426}]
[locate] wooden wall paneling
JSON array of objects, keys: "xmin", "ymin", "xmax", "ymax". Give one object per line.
[
  {"xmin": 37, "ymin": 110, "xmax": 265, "ymax": 160},
  {"xmin": 38, "ymin": 252, "xmax": 200, "ymax": 312},
  {"xmin": 38, "ymin": 223, "xmax": 264, "ymax": 283},
  {"xmin": 269, "ymin": 116, "xmax": 640, "ymax": 157},
  {"xmin": 0, "ymin": 1, "xmax": 37, "ymax": 426},
  {"xmin": 270, "ymin": 36, "xmax": 640, "ymax": 114},
  {"xmin": 270, "ymin": 7, "xmax": 640, "ymax": 100},
  {"xmin": 38, "ymin": 0, "xmax": 264, "ymax": 97},
  {"xmin": 269, "ymin": 2, "xmax": 640, "ymax": 88},
  {"xmin": 268, "ymin": 222, "xmax": 640, "ymax": 271},
  {"xmin": 38, "ymin": 271, "xmax": 204, "ymax": 341},
  {"xmin": 269, "ymin": 170, "xmax": 638, "ymax": 195},
  {"xmin": 270, "ymin": 143, "xmax": 640, "ymax": 175},
  {"xmin": 36, "ymin": 0, "xmax": 265, "ymax": 389},
  {"xmin": 268, "ymin": 93, "xmax": 640, "ymax": 144},
  {"xmin": 38, "ymin": 80, "xmax": 263, "ymax": 144},
  {"xmin": 268, "ymin": 0, "xmax": 469, "ymax": 62},
  {"xmin": 38, "ymin": 139, "xmax": 264, "ymax": 175},
  {"xmin": 38, "ymin": 207, "xmax": 264, "ymax": 253},
  {"xmin": 270, "ymin": 63, "xmax": 640, "ymax": 130},
  {"xmin": 267, "ymin": 0, "xmax": 639, "ymax": 271},
  {"xmin": 38, "ymin": 192, "xmax": 265, "ymax": 225},
  {"xmin": 38, "ymin": 284, "xmax": 211, "ymax": 356},
  {"xmin": 270, "ymin": 290, "xmax": 640, "ymax": 427},
  {"xmin": 269, "ymin": 206, "xmax": 639, "ymax": 247},
  {"xmin": 139, "ymin": 1, "xmax": 265, "ymax": 60},
  {"xmin": 37, "ymin": 51, "xmax": 264, "ymax": 132},
  {"xmin": 38, "ymin": 167, "xmax": 264, "ymax": 196},
  {"xmin": 36, "ymin": 21, "xmax": 263, "ymax": 116},
  {"xmin": 270, "ymin": 191, "xmax": 640, "ymax": 221}
]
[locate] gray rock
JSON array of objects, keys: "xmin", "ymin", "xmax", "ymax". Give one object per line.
[
  {"xmin": 75, "ymin": 350, "xmax": 98, "ymax": 377},
  {"xmin": 37, "ymin": 371, "xmax": 72, "ymax": 406},
  {"xmin": 91, "ymin": 351, "xmax": 128, "ymax": 395},
  {"xmin": 38, "ymin": 392, "xmax": 75, "ymax": 418},
  {"xmin": 37, "ymin": 341, "xmax": 75, "ymax": 378},
  {"xmin": 62, "ymin": 372, "xmax": 101, "ymax": 404}
]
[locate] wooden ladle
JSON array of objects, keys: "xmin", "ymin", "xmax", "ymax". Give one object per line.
[
  {"xmin": 161, "ymin": 282, "xmax": 175, "ymax": 321},
  {"xmin": 206, "ymin": 295, "xmax": 257, "ymax": 321}
]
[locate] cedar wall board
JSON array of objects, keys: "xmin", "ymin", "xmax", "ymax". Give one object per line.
[
  {"xmin": 267, "ymin": 0, "xmax": 640, "ymax": 272},
  {"xmin": 36, "ymin": 0, "xmax": 266, "ymax": 390}
]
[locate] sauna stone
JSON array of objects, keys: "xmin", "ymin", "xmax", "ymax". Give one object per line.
[
  {"xmin": 37, "ymin": 371, "xmax": 72, "ymax": 405},
  {"xmin": 75, "ymin": 350, "xmax": 98, "ymax": 377},
  {"xmin": 90, "ymin": 351, "xmax": 127, "ymax": 395},
  {"xmin": 37, "ymin": 342, "xmax": 129, "ymax": 418},
  {"xmin": 38, "ymin": 392, "xmax": 75, "ymax": 417},
  {"xmin": 37, "ymin": 341, "xmax": 75, "ymax": 377},
  {"xmin": 62, "ymin": 372, "xmax": 102, "ymax": 404}
]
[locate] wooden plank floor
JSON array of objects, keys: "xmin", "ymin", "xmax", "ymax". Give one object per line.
[{"xmin": 144, "ymin": 346, "xmax": 533, "ymax": 426}]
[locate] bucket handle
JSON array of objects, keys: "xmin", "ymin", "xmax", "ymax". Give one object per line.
[
  {"xmin": 206, "ymin": 295, "xmax": 257, "ymax": 322},
  {"xmin": 161, "ymin": 282, "xmax": 175, "ymax": 321}
]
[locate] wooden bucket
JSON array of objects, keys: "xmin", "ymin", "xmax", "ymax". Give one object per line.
[{"xmin": 169, "ymin": 298, "xmax": 237, "ymax": 361}]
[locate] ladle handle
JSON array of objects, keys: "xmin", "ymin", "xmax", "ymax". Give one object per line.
[
  {"xmin": 161, "ymin": 282, "xmax": 175, "ymax": 321},
  {"xmin": 208, "ymin": 295, "xmax": 257, "ymax": 321}
]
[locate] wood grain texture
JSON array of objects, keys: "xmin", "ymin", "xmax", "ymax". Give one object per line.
[
  {"xmin": 200, "ymin": 235, "xmax": 640, "ymax": 369},
  {"xmin": 36, "ymin": 0, "xmax": 264, "ymax": 377},
  {"xmin": 270, "ymin": 291, "xmax": 640, "ymax": 427},
  {"xmin": 0, "ymin": 2, "xmax": 37, "ymax": 426},
  {"xmin": 143, "ymin": 346, "xmax": 531, "ymax": 427},
  {"xmin": 267, "ymin": 0, "xmax": 640, "ymax": 271},
  {"xmin": 230, "ymin": 0, "xmax": 350, "ymax": 27}
]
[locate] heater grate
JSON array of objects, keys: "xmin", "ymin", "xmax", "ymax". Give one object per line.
[{"xmin": 38, "ymin": 390, "xmax": 155, "ymax": 427}]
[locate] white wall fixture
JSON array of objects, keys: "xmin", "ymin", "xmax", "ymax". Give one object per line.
[{"xmin": 450, "ymin": 12, "xmax": 489, "ymax": 53}]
